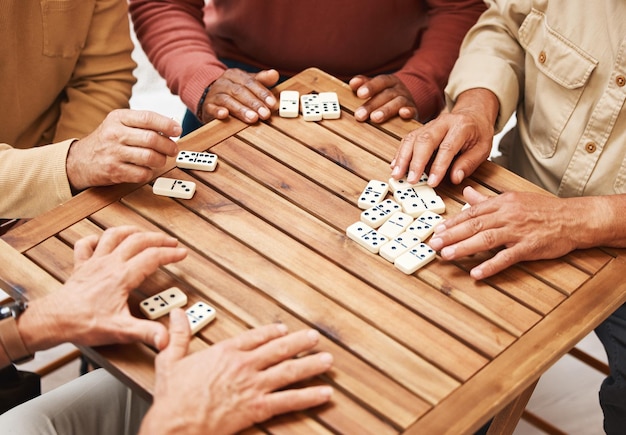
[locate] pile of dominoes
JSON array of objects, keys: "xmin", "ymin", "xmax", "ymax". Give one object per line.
[
  {"xmin": 139, "ymin": 287, "xmax": 217, "ymax": 334},
  {"xmin": 346, "ymin": 174, "xmax": 446, "ymax": 275}
]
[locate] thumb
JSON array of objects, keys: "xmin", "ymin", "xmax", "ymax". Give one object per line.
[
  {"xmin": 158, "ymin": 308, "xmax": 191, "ymax": 363},
  {"xmin": 123, "ymin": 317, "xmax": 169, "ymax": 351},
  {"xmin": 255, "ymin": 69, "xmax": 280, "ymax": 87},
  {"xmin": 462, "ymin": 185, "xmax": 490, "ymax": 205}
]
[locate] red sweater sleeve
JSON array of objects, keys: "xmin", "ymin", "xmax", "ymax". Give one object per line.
[
  {"xmin": 130, "ymin": 0, "xmax": 226, "ymax": 113},
  {"xmin": 394, "ymin": 0, "xmax": 486, "ymax": 121}
]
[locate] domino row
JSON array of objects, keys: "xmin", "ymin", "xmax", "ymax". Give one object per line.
[
  {"xmin": 358, "ymin": 176, "xmax": 446, "ymax": 216},
  {"xmin": 279, "ymin": 90, "xmax": 341, "ymax": 121},
  {"xmin": 139, "ymin": 287, "xmax": 217, "ymax": 334},
  {"xmin": 152, "ymin": 150, "xmax": 218, "ymax": 199}
]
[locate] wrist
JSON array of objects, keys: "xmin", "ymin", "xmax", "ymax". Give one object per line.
[
  {"xmin": 0, "ymin": 299, "xmax": 34, "ymax": 366},
  {"xmin": 17, "ymin": 297, "xmax": 65, "ymax": 355},
  {"xmin": 65, "ymin": 139, "xmax": 87, "ymax": 193},
  {"xmin": 452, "ymin": 88, "xmax": 500, "ymax": 128},
  {"xmin": 196, "ymin": 82, "xmax": 214, "ymax": 122}
]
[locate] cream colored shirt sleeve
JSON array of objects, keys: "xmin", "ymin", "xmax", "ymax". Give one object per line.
[{"xmin": 0, "ymin": 140, "xmax": 74, "ymax": 219}]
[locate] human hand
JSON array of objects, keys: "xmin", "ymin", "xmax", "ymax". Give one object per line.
[
  {"xmin": 141, "ymin": 312, "xmax": 334, "ymax": 435},
  {"xmin": 390, "ymin": 88, "xmax": 498, "ymax": 186},
  {"xmin": 199, "ymin": 68, "xmax": 280, "ymax": 124},
  {"xmin": 66, "ymin": 109, "xmax": 181, "ymax": 191},
  {"xmin": 349, "ymin": 74, "xmax": 417, "ymax": 123},
  {"xmin": 22, "ymin": 226, "xmax": 187, "ymax": 353},
  {"xmin": 428, "ymin": 186, "xmax": 580, "ymax": 279}
]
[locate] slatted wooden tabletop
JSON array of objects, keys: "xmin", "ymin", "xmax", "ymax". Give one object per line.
[{"xmin": 2, "ymin": 68, "xmax": 626, "ymax": 434}]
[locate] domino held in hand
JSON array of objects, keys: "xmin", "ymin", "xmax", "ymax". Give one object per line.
[
  {"xmin": 140, "ymin": 287, "xmax": 188, "ymax": 320},
  {"xmin": 153, "ymin": 177, "xmax": 196, "ymax": 199}
]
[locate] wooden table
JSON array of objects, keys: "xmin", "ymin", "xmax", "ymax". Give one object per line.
[{"xmin": 2, "ymin": 68, "xmax": 626, "ymax": 434}]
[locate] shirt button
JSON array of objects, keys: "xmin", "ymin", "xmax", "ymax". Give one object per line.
[
  {"xmin": 585, "ymin": 142, "xmax": 597, "ymax": 153},
  {"xmin": 617, "ymin": 75, "xmax": 626, "ymax": 87},
  {"xmin": 538, "ymin": 51, "xmax": 547, "ymax": 64}
]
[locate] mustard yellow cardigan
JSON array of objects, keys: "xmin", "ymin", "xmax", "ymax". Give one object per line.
[{"xmin": 0, "ymin": 0, "xmax": 136, "ymax": 218}]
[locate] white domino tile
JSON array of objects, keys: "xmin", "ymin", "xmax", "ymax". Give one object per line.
[
  {"xmin": 185, "ymin": 301, "xmax": 217, "ymax": 334},
  {"xmin": 394, "ymin": 243, "xmax": 436, "ymax": 274},
  {"xmin": 407, "ymin": 210, "xmax": 444, "ymax": 240},
  {"xmin": 176, "ymin": 150, "xmax": 218, "ymax": 171},
  {"xmin": 279, "ymin": 90, "xmax": 299, "ymax": 118},
  {"xmin": 153, "ymin": 177, "xmax": 196, "ymax": 199},
  {"xmin": 360, "ymin": 199, "xmax": 402, "ymax": 228},
  {"xmin": 379, "ymin": 232, "xmax": 421, "ymax": 263},
  {"xmin": 301, "ymin": 94, "xmax": 322, "ymax": 121},
  {"xmin": 358, "ymin": 180, "xmax": 389, "ymax": 209},
  {"xmin": 319, "ymin": 92, "xmax": 340, "ymax": 119},
  {"xmin": 346, "ymin": 221, "xmax": 389, "ymax": 254},
  {"xmin": 377, "ymin": 211, "xmax": 414, "ymax": 239},
  {"xmin": 388, "ymin": 174, "xmax": 428, "ymax": 191},
  {"xmin": 140, "ymin": 287, "xmax": 188, "ymax": 320}
]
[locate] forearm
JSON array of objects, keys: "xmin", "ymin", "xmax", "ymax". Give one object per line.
[
  {"xmin": 129, "ymin": 0, "xmax": 226, "ymax": 112},
  {"xmin": 395, "ymin": 0, "xmax": 486, "ymax": 121},
  {"xmin": 0, "ymin": 142, "xmax": 74, "ymax": 219}
]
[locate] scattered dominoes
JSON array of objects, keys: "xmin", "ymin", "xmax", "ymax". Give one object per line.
[
  {"xmin": 346, "ymin": 221, "xmax": 389, "ymax": 254},
  {"xmin": 394, "ymin": 243, "xmax": 437, "ymax": 275},
  {"xmin": 176, "ymin": 150, "xmax": 218, "ymax": 171},
  {"xmin": 407, "ymin": 210, "xmax": 445, "ymax": 240},
  {"xmin": 153, "ymin": 177, "xmax": 196, "ymax": 199},
  {"xmin": 360, "ymin": 199, "xmax": 402, "ymax": 228},
  {"xmin": 346, "ymin": 177, "xmax": 447, "ymax": 274},
  {"xmin": 319, "ymin": 92, "xmax": 341, "ymax": 119},
  {"xmin": 358, "ymin": 180, "xmax": 389, "ymax": 209},
  {"xmin": 377, "ymin": 211, "xmax": 414, "ymax": 239},
  {"xmin": 185, "ymin": 301, "xmax": 217, "ymax": 334},
  {"xmin": 140, "ymin": 287, "xmax": 188, "ymax": 320},
  {"xmin": 379, "ymin": 232, "xmax": 421, "ymax": 263},
  {"xmin": 301, "ymin": 94, "xmax": 322, "ymax": 121},
  {"xmin": 279, "ymin": 90, "xmax": 299, "ymax": 118}
]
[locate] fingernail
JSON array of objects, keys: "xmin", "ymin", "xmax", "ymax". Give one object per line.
[
  {"xmin": 371, "ymin": 111, "xmax": 384, "ymax": 122},
  {"xmin": 471, "ymin": 268, "xmax": 484, "ymax": 280},
  {"xmin": 355, "ymin": 108, "xmax": 367, "ymax": 120},
  {"xmin": 429, "ymin": 237, "xmax": 443, "ymax": 250},
  {"xmin": 245, "ymin": 110, "xmax": 257, "ymax": 121},
  {"xmin": 407, "ymin": 170, "xmax": 416, "ymax": 182},
  {"xmin": 428, "ymin": 173, "xmax": 440, "ymax": 186},
  {"xmin": 441, "ymin": 246, "xmax": 455, "ymax": 258},
  {"xmin": 276, "ymin": 323, "xmax": 288, "ymax": 334},
  {"xmin": 307, "ymin": 329, "xmax": 320, "ymax": 342},
  {"xmin": 265, "ymin": 96, "xmax": 276, "ymax": 106},
  {"xmin": 320, "ymin": 386, "xmax": 334, "ymax": 399},
  {"xmin": 455, "ymin": 169, "xmax": 465, "ymax": 182},
  {"xmin": 173, "ymin": 126, "xmax": 182, "ymax": 136},
  {"xmin": 391, "ymin": 166, "xmax": 401, "ymax": 177},
  {"xmin": 258, "ymin": 107, "xmax": 271, "ymax": 118},
  {"xmin": 319, "ymin": 352, "xmax": 333, "ymax": 365},
  {"xmin": 434, "ymin": 223, "xmax": 446, "ymax": 233},
  {"xmin": 357, "ymin": 88, "xmax": 368, "ymax": 98}
]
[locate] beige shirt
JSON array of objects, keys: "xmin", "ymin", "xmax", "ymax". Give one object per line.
[
  {"xmin": 0, "ymin": 0, "xmax": 136, "ymax": 218},
  {"xmin": 445, "ymin": 0, "xmax": 626, "ymax": 198}
]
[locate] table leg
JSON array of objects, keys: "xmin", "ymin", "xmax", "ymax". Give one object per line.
[{"xmin": 487, "ymin": 379, "xmax": 538, "ymax": 435}]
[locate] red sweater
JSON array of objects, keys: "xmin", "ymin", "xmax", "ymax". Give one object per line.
[{"xmin": 130, "ymin": 0, "xmax": 486, "ymax": 122}]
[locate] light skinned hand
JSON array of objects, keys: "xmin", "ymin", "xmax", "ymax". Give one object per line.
[
  {"xmin": 141, "ymin": 313, "xmax": 334, "ymax": 435},
  {"xmin": 200, "ymin": 68, "xmax": 279, "ymax": 124},
  {"xmin": 66, "ymin": 109, "xmax": 181, "ymax": 191},
  {"xmin": 349, "ymin": 74, "xmax": 417, "ymax": 123},
  {"xmin": 20, "ymin": 226, "xmax": 187, "ymax": 353},
  {"xmin": 428, "ymin": 186, "xmax": 588, "ymax": 279},
  {"xmin": 390, "ymin": 88, "xmax": 498, "ymax": 186}
]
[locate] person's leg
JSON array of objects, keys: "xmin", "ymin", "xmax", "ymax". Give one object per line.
[
  {"xmin": 595, "ymin": 303, "xmax": 626, "ymax": 435},
  {"xmin": 0, "ymin": 369, "xmax": 150, "ymax": 435}
]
